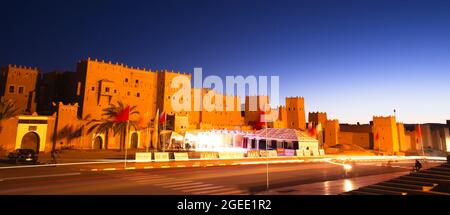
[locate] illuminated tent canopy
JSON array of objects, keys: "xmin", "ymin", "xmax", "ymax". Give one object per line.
[{"xmin": 244, "ymin": 128, "xmax": 319, "ymax": 150}]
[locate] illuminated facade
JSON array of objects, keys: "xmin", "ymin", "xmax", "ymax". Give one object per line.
[
  {"xmin": 285, "ymin": 97, "xmax": 306, "ymax": 131},
  {"xmin": 0, "ymin": 65, "xmax": 39, "ymax": 114},
  {"xmin": 1, "ymin": 59, "xmax": 448, "ymax": 155}
]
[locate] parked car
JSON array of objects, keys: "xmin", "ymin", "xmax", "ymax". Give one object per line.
[{"xmin": 8, "ymin": 149, "xmax": 38, "ymax": 164}]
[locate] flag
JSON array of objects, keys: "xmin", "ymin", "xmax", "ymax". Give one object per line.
[
  {"xmin": 256, "ymin": 110, "xmax": 268, "ymax": 130},
  {"xmin": 153, "ymin": 109, "xmax": 159, "ymax": 148},
  {"xmin": 114, "ymin": 106, "xmax": 130, "ymax": 122},
  {"xmin": 159, "ymin": 111, "xmax": 166, "ymax": 124},
  {"xmin": 316, "ymin": 123, "xmax": 323, "ymax": 133},
  {"xmin": 416, "ymin": 124, "xmax": 422, "ymax": 138},
  {"xmin": 308, "ymin": 122, "xmax": 317, "ymax": 137}
]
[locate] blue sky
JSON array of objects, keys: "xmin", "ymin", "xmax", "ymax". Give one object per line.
[{"xmin": 1, "ymin": 0, "xmax": 449, "ymax": 123}]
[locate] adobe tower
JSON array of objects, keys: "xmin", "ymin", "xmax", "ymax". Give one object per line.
[{"xmin": 285, "ymin": 97, "xmax": 306, "ymax": 130}]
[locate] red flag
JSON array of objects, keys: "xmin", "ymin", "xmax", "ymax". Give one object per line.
[
  {"xmin": 159, "ymin": 111, "xmax": 166, "ymax": 124},
  {"xmin": 255, "ymin": 110, "xmax": 268, "ymax": 130},
  {"xmin": 114, "ymin": 106, "xmax": 130, "ymax": 122},
  {"xmin": 416, "ymin": 124, "xmax": 422, "ymax": 138},
  {"xmin": 308, "ymin": 122, "xmax": 317, "ymax": 137}
]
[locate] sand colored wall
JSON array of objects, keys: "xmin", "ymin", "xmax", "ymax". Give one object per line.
[
  {"xmin": 0, "ymin": 117, "xmax": 19, "ymax": 155},
  {"xmin": 0, "ymin": 65, "xmax": 39, "ymax": 114},
  {"xmin": 397, "ymin": 123, "xmax": 407, "ymax": 152},
  {"xmin": 324, "ymin": 119, "xmax": 339, "ymax": 147},
  {"xmin": 245, "ymin": 95, "xmax": 269, "ymax": 126},
  {"xmin": 338, "ymin": 131, "xmax": 371, "ymax": 149},
  {"xmin": 77, "ymin": 58, "xmax": 158, "ymax": 122},
  {"xmin": 285, "ymin": 97, "xmax": 306, "ymax": 131},
  {"xmin": 372, "ymin": 116, "xmax": 399, "ymax": 154}
]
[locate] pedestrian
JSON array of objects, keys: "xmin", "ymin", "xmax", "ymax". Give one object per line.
[
  {"xmin": 51, "ymin": 150, "xmax": 57, "ymax": 165},
  {"xmin": 414, "ymin": 159, "xmax": 422, "ymax": 172}
]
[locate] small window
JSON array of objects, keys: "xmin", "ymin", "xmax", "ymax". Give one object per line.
[
  {"xmin": 114, "ymin": 89, "xmax": 117, "ymax": 93},
  {"xmin": 8, "ymin": 85, "xmax": 14, "ymax": 93},
  {"xmin": 288, "ymin": 107, "xmax": 291, "ymax": 111},
  {"xmin": 18, "ymin": 87, "xmax": 24, "ymax": 94},
  {"xmin": 125, "ymin": 78, "xmax": 128, "ymax": 83},
  {"xmin": 135, "ymin": 80, "xmax": 139, "ymax": 84},
  {"xmin": 91, "ymin": 87, "xmax": 95, "ymax": 91},
  {"xmin": 168, "ymin": 96, "xmax": 171, "ymax": 99},
  {"xmin": 105, "ymin": 87, "xmax": 110, "ymax": 92},
  {"xmin": 293, "ymin": 107, "xmax": 296, "ymax": 111},
  {"xmin": 127, "ymin": 91, "xmax": 131, "ymax": 96},
  {"xmin": 137, "ymin": 92, "xmax": 140, "ymax": 97}
]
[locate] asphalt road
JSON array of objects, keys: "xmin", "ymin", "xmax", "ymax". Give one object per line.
[{"xmin": 0, "ymin": 160, "xmax": 439, "ymax": 195}]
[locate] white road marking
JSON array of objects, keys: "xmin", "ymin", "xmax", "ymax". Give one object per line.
[
  {"xmin": 0, "ymin": 172, "xmax": 81, "ymax": 181},
  {"xmin": 155, "ymin": 180, "xmax": 194, "ymax": 186},
  {"xmin": 161, "ymin": 182, "xmax": 204, "ymax": 189},
  {"xmin": 172, "ymin": 183, "xmax": 211, "ymax": 190}
]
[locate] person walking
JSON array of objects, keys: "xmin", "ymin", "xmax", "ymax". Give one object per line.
[
  {"xmin": 51, "ymin": 150, "xmax": 57, "ymax": 165},
  {"xmin": 414, "ymin": 159, "xmax": 422, "ymax": 172}
]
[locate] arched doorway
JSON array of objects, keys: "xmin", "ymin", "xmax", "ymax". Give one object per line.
[
  {"xmin": 93, "ymin": 136, "xmax": 103, "ymax": 149},
  {"xmin": 21, "ymin": 132, "xmax": 40, "ymax": 153},
  {"xmin": 130, "ymin": 132, "xmax": 138, "ymax": 149}
]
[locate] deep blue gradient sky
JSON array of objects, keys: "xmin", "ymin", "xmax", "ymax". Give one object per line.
[{"xmin": 1, "ymin": 0, "xmax": 449, "ymax": 124}]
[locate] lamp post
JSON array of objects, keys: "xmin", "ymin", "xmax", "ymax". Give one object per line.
[{"xmin": 51, "ymin": 102, "xmax": 59, "ymax": 153}]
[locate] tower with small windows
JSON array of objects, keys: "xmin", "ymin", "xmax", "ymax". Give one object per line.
[
  {"xmin": 285, "ymin": 97, "xmax": 306, "ymax": 130},
  {"xmin": 0, "ymin": 65, "xmax": 39, "ymax": 114},
  {"xmin": 76, "ymin": 58, "xmax": 158, "ymax": 120}
]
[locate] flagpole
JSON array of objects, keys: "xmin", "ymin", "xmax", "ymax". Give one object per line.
[
  {"xmin": 124, "ymin": 119, "xmax": 129, "ymax": 168},
  {"xmin": 163, "ymin": 113, "xmax": 166, "ymax": 152},
  {"xmin": 266, "ymin": 122, "xmax": 269, "ymax": 191},
  {"xmin": 264, "ymin": 107, "xmax": 269, "ymax": 191},
  {"xmin": 145, "ymin": 111, "xmax": 150, "ymax": 152},
  {"xmin": 146, "ymin": 124, "xmax": 150, "ymax": 153}
]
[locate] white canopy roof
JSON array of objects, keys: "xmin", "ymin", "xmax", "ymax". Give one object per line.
[{"xmin": 245, "ymin": 128, "xmax": 318, "ymax": 143}]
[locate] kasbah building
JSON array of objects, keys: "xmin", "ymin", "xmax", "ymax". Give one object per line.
[{"xmin": 0, "ymin": 58, "xmax": 449, "ymax": 156}]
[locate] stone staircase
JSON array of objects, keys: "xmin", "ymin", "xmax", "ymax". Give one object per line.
[{"xmin": 343, "ymin": 163, "xmax": 450, "ymax": 195}]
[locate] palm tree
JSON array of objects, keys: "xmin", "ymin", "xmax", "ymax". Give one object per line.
[
  {"xmin": 87, "ymin": 101, "xmax": 139, "ymax": 151},
  {"xmin": 0, "ymin": 98, "xmax": 19, "ymax": 133}
]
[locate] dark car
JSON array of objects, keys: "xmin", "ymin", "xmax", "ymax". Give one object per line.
[{"xmin": 8, "ymin": 149, "xmax": 38, "ymax": 164}]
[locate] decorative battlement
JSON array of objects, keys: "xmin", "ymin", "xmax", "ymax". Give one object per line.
[
  {"xmin": 58, "ymin": 102, "xmax": 79, "ymax": 112},
  {"xmin": 286, "ymin": 96, "xmax": 304, "ymax": 99},
  {"xmin": 84, "ymin": 57, "xmax": 158, "ymax": 73},
  {"xmin": 309, "ymin": 111, "xmax": 327, "ymax": 115},
  {"xmin": 7, "ymin": 64, "xmax": 38, "ymax": 71},
  {"xmin": 373, "ymin": 115, "xmax": 396, "ymax": 119}
]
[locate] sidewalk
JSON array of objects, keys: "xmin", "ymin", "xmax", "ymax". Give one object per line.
[{"xmin": 256, "ymin": 171, "xmax": 410, "ymax": 195}]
